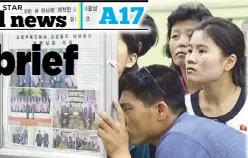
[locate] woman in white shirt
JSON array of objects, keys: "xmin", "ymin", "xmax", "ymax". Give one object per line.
[{"xmin": 185, "ymin": 17, "xmax": 247, "ymax": 134}]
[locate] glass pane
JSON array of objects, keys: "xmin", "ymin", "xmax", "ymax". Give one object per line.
[{"xmin": 3, "ymin": 30, "xmax": 105, "ymax": 156}]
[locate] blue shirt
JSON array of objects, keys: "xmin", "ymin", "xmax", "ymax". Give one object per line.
[{"xmin": 156, "ymin": 112, "xmax": 248, "ymax": 158}]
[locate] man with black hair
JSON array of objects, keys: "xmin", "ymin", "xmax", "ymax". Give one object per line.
[
  {"xmin": 98, "ymin": 65, "xmax": 247, "ymax": 158},
  {"xmin": 117, "ymin": 13, "xmax": 158, "ymax": 158}
]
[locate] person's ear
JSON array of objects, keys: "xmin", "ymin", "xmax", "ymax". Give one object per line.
[
  {"xmin": 138, "ymin": 41, "xmax": 142, "ymax": 53},
  {"xmin": 152, "ymin": 101, "xmax": 168, "ymax": 121},
  {"xmin": 224, "ymin": 54, "xmax": 237, "ymax": 71},
  {"xmin": 126, "ymin": 53, "xmax": 138, "ymax": 68}
]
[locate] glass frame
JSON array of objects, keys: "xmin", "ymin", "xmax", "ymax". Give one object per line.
[{"xmin": 0, "ymin": 31, "xmax": 118, "ymax": 158}]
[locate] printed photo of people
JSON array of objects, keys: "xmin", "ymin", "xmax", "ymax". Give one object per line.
[
  {"xmin": 53, "ymin": 129, "xmax": 76, "ymax": 150},
  {"xmin": 40, "ymin": 48, "xmax": 55, "ymax": 88},
  {"xmin": 9, "ymin": 88, "xmax": 52, "ymax": 127},
  {"xmin": 81, "ymin": 90, "xmax": 99, "ymax": 130},
  {"xmin": 9, "ymin": 125, "xmax": 29, "ymax": 146},
  {"xmin": 53, "ymin": 90, "xmax": 99, "ymax": 130},
  {"xmin": 10, "ymin": 49, "xmax": 41, "ymax": 88},
  {"xmin": 9, "ymin": 48, "xmax": 78, "ymax": 89},
  {"xmin": 31, "ymin": 127, "xmax": 53, "ymax": 148},
  {"xmin": 76, "ymin": 131, "xmax": 100, "ymax": 152},
  {"xmin": 52, "ymin": 49, "xmax": 78, "ymax": 89}
]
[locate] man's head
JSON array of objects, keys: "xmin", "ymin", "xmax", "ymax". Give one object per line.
[
  {"xmin": 118, "ymin": 14, "xmax": 158, "ymax": 78},
  {"xmin": 119, "ymin": 65, "xmax": 186, "ymax": 146}
]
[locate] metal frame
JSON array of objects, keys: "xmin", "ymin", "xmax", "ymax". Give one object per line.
[
  {"xmin": 0, "ymin": 32, "xmax": 3, "ymax": 148},
  {"xmin": 105, "ymin": 32, "xmax": 118, "ymax": 121}
]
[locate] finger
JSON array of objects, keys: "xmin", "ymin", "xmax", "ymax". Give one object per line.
[
  {"xmin": 97, "ymin": 128, "xmax": 111, "ymax": 142},
  {"xmin": 112, "ymin": 101, "xmax": 125, "ymax": 127},
  {"xmin": 98, "ymin": 118, "xmax": 116, "ymax": 134},
  {"xmin": 97, "ymin": 128, "xmax": 113, "ymax": 156},
  {"xmin": 99, "ymin": 112, "xmax": 118, "ymax": 131}
]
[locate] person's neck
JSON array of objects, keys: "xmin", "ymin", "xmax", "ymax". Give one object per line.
[
  {"xmin": 201, "ymin": 73, "xmax": 239, "ymax": 107},
  {"xmin": 181, "ymin": 67, "xmax": 202, "ymax": 93},
  {"xmin": 150, "ymin": 113, "xmax": 181, "ymax": 146}
]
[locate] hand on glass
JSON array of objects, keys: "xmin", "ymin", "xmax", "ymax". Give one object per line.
[{"xmin": 98, "ymin": 101, "xmax": 130, "ymax": 158}]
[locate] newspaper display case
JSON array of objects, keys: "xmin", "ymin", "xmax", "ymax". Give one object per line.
[{"xmin": 0, "ymin": 3, "xmax": 119, "ymax": 158}]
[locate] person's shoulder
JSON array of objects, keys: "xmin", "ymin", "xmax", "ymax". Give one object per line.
[
  {"xmin": 156, "ymin": 132, "xmax": 210, "ymax": 158},
  {"xmin": 171, "ymin": 113, "xmax": 206, "ymax": 129},
  {"xmin": 158, "ymin": 131, "xmax": 199, "ymax": 146},
  {"xmin": 168, "ymin": 116, "xmax": 247, "ymax": 156},
  {"xmin": 170, "ymin": 113, "xmax": 238, "ymax": 137}
]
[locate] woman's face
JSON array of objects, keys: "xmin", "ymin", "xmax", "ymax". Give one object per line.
[
  {"xmin": 117, "ymin": 34, "xmax": 137, "ymax": 78},
  {"xmin": 185, "ymin": 30, "xmax": 232, "ymax": 84},
  {"xmin": 169, "ymin": 20, "xmax": 200, "ymax": 69}
]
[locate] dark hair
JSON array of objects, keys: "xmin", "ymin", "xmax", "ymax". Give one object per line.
[
  {"xmin": 163, "ymin": 3, "xmax": 212, "ymax": 75},
  {"xmin": 121, "ymin": 13, "xmax": 159, "ymax": 57},
  {"xmin": 194, "ymin": 17, "xmax": 246, "ymax": 87},
  {"xmin": 119, "ymin": 65, "xmax": 186, "ymax": 114}
]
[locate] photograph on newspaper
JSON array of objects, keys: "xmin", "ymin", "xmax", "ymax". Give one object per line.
[
  {"xmin": 9, "ymin": 48, "xmax": 78, "ymax": 89},
  {"xmin": 8, "ymin": 87, "xmax": 52, "ymax": 127},
  {"xmin": 9, "ymin": 125, "xmax": 29, "ymax": 146},
  {"xmin": 31, "ymin": 126, "xmax": 53, "ymax": 148},
  {"xmin": 75, "ymin": 130, "xmax": 100, "ymax": 152},
  {"xmin": 53, "ymin": 128, "xmax": 76, "ymax": 150},
  {"xmin": 53, "ymin": 89, "xmax": 100, "ymax": 130}
]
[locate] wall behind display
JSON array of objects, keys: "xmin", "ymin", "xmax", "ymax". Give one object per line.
[
  {"xmin": 242, "ymin": 21, "xmax": 248, "ymax": 55},
  {"xmin": 137, "ymin": 0, "xmax": 248, "ymax": 67}
]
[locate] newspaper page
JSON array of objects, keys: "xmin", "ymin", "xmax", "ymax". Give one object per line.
[
  {"xmin": 6, "ymin": 29, "xmax": 104, "ymax": 154},
  {"xmin": 2, "ymin": 2, "xmax": 107, "ymax": 155}
]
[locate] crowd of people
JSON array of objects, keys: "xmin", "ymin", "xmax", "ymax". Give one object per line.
[
  {"xmin": 7, "ymin": 2, "xmax": 248, "ymax": 157},
  {"xmin": 97, "ymin": 2, "xmax": 248, "ymax": 158},
  {"xmin": 11, "ymin": 95, "xmax": 50, "ymax": 114}
]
